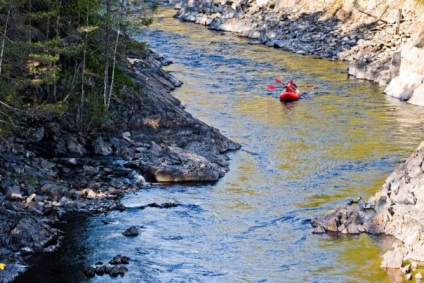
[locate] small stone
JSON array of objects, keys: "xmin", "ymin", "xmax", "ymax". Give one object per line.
[
  {"xmin": 122, "ymin": 226, "xmax": 138, "ymax": 236},
  {"xmin": 6, "ymin": 186, "xmax": 24, "ymax": 201},
  {"xmin": 402, "ymin": 264, "xmax": 411, "ymax": 274},
  {"xmin": 108, "ymin": 265, "xmax": 121, "ymax": 277},
  {"xmin": 122, "ymin": 132, "xmax": 131, "ymax": 139},
  {"xmin": 119, "ymin": 266, "xmax": 128, "ymax": 275},
  {"xmin": 109, "ymin": 254, "xmax": 130, "ymax": 265},
  {"xmin": 161, "ymin": 203, "xmax": 178, "ymax": 208},
  {"xmin": 83, "ymin": 267, "xmax": 96, "ymax": 278},
  {"xmin": 312, "ymin": 226, "xmax": 326, "ymax": 234},
  {"xmin": 415, "ymin": 272, "xmax": 423, "ymax": 279},
  {"xmin": 95, "ymin": 265, "xmax": 108, "ymax": 276}
]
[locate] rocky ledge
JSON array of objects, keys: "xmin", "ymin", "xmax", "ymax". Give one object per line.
[
  {"xmin": 0, "ymin": 49, "xmax": 240, "ymax": 282},
  {"xmin": 171, "ymin": 0, "xmax": 424, "ymax": 106}
]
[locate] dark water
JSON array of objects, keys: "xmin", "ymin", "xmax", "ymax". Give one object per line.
[{"xmin": 15, "ymin": 8, "xmax": 424, "ymax": 283}]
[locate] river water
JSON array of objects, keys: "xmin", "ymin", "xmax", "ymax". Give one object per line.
[{"xmin": 16, "ymin": 8, "xmax": 424, "ymax": 283}]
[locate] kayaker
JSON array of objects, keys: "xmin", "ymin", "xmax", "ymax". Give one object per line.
[{"xmin": 284, "ymin": 79, "xmax": 298, "ymax": 92}]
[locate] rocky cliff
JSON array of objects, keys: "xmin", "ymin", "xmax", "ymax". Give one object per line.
[{"xmin": 173, "ymin": 0, "xmax": 424, "ymax": 106}]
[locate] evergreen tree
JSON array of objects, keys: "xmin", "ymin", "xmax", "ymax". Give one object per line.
[{"xmin": 0, "ymin": 0, "xmax": 156, "ymax": 134}]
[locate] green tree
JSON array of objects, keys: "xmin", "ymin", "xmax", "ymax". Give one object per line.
[{"xmin": 0, "ymin": 0, "xmax": 156, "ymax": 134}]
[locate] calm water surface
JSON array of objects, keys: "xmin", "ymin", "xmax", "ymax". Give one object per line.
[{"xmin": 16, "ymin": 8, "xmax": 424, "ymax": 283}]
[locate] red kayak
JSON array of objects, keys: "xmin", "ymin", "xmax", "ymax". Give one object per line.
[
  {"xmin": 267, "ymin": 79, "xmax": 302, "ymax": 102},
  {"xmin": 280, "ymin": 89, "xmax": 301, "ymax": 102}
]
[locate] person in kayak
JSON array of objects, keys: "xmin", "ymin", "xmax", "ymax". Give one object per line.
[{"xmin": 284, "ymin": 79, "xmax": 298, "ymax": 92}]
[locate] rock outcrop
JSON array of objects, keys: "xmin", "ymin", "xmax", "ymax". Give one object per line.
[
  {"xmin": 384, "ymin": 27, "xmax": 424, "ymax": 106},
  {"xmin": 171, "ymin": 0, "xmax": 424, "ymax": 106},
  {"xmin": 367, "ymin": 141, "xmax": 424, "ymax": 268},
  {"xmin": 312, "ymin": 141, "xmax": 424, "ymax": 277}
]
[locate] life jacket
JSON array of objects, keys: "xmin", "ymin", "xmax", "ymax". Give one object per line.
[{"xmin": 286, "ymin": 80, "xmax": 296, "ymax": 92}]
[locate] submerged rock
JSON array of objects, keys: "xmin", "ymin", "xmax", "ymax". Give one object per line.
[
  {"xmin": 311, "ymin": 203, "xmax": 368, "ymax": 235},
  {"xmin": 84, "ymin": 255, "xmax": 130, "ymax": 278},
  {"xmin": 109, "ymin": 254, "xmax": 130, "ymax": 265}
]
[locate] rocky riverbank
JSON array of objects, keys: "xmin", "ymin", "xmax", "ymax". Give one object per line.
[
  {"xmin": 312, "ymin": 142, "xmax": 424, "ymax": 281},
  {"xmin": 172, "ymin": 0, "xmax": 424, "ymax": 106},
  {"xmin": 0, "ymin": 49, "xmax": 240, "ymax": 282}
]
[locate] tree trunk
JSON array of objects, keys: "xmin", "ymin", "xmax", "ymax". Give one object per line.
[
  {"xmin": 107, "ymin": 0, "xmax": 123, "ymax": 109},
  {"xmin": 107, "ymin": 31, "xmax": 119, "ymax": 109},
  {"xmin": 79, "ymin": 9, "xmax": 89, "ymax": 127},
  {"xmin": 103, "ymin": 0, "xmax": 111, "ymax": 108},
  {"xmin": 0, "ymin": 9, "xmax": 11, "ymax": 75}
]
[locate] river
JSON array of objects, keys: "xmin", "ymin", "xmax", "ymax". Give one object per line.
[{"xmin": 15, "ymin": 7, "xmax": 424, "ymax": 283}]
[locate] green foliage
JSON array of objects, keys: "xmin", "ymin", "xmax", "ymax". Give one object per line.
[
  {"xmin": 114, "ymin": 67, "xmax": 134, "ymax": 99},
  {"xmin": 0, "ymin": 0, "xmax": 157, "ymax": 133},
  {"xmin": 40, "ymin": 101, "xmax": 69, "ymax": 116},
  {"xmin": 11, "ymin": 172, "xmax": 39, "ymax": 186},
  {"xmin": 83, "ymin": 91, "xmax": 111, "ymax": 128},
  {"xmin": 121, "ymin": 37, "xmax": 148, "ymax": 57}
]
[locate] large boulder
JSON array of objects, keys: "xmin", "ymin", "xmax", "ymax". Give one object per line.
[
  {"xmin": 385, "ymin": 27, "xmax": 424, "ymax": 105},
  {"xmin": 5, "ymin": 216, "xmax": 60, "ymax": 253}
]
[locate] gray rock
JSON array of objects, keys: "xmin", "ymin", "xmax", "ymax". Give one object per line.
[
  {"xmin": 6, "ymin": 186, "xmax": 24, "ymax": 201},
  {"xmin": 381, "ymin": 250, "xmax": 404, "ymax": 269},
  {"xmin": 40, "ymin": 183, "xmax": 63, "ymax": 202},
  {"xmin": 312, "ymin": 225, "xmax": 326, "ymax": 234},
  {"xmin": 62, "ymin": 135, "xmax": 87, "ymax": 156},
  {"xmin": 8, "ymin": 217, "xmax": 59, "ymax": 253},
  {"xmin": 311, "ymin": 206, "xmax": 365, "ymax": 235},
  {"xmin": 122, "ymin": 226, "xmax": 139, "ymax": 236},
  {"xmin": 401, "ymin": 264, "xmax": 411, "ymax": 274},
  {"xmin": 26, "ymin": 127, "xmax": 45, "ymax": 143},
  {"xmin": 109, "ymin": 254, "xmax": 130, "ymax": 264},
  {"xmin": 92, "ymin": 137, "xmax": 113, "ymax": 156},
  {"xmin": 390, "ymin": 51, "xmax": 401, "ymax": 79}
]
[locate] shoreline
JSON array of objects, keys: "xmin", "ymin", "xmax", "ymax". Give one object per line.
[
  {"xmin": 1, "ymin": 2, "xmax": 424, "ymax": 281},
  {"xmin": 0, "ymin": 49, "xmax": 240, "ymax": 282},
  {"xmin": 171, "ymin": 0, "xmax": 424, "ymax": 105}
]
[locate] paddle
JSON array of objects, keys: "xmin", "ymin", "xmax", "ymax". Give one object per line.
[
  {"xmin": 267, "ymin": 78, "xmax": 314, "ymax": 90},
  {"xmin": 266, "ymin": 78, "xmax": 283, "ymax": 90}
]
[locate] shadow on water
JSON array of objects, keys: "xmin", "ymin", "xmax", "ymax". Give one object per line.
[{"xmin": 15, "ymin": 7, "xmax": 424, "ymax": 283}]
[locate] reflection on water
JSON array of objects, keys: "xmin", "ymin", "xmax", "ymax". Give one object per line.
[{"xmin": 16, "ymin": 7, "xmax": 424, "ymax": 283}]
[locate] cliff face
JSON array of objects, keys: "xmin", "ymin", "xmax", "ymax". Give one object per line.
[
  {"xmin": 365, "ymin": 142, "xmax": 424, "ymax": 267},
  {"xmin": 384, "ymin": 29, "xmax": 424, "ymax": 106},
  {"xmin": 173, "ymin": 0, "xmax": 424, "ymax": 106}
]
